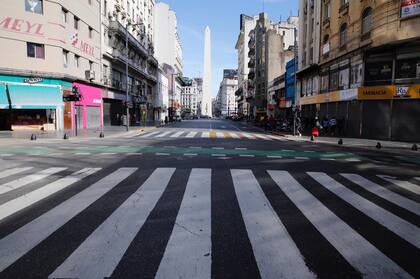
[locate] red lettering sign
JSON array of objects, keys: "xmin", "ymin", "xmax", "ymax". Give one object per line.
[{"xmin": 0, "ymin": 17, "xmax": 44, "ymax": 36}]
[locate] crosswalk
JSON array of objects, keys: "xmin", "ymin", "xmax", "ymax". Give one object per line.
[
  {"xmin": 0, "ymin": 166, "xmax": 419, "ymax": 278},
  {"xmin": 137, "ymin": 130, "xmax": 289, "ymax": 141}
]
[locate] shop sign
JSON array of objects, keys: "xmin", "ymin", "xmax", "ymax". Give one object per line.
[
  {"xmin": 322, "ymin": 42, "xmax": 330, "ymax": 55},
  {"xmin": 401, "ymin": 0, "xmax": 420, "ymax": 19},
  {"xmin": 23, "ymin": 77, "xmax": 43, "ymax": 84},
  {"xmin": 0, "ymin": 16, "xmax": 44, "ymax": 36},
  {"xmin": 358, "ymin": 86, "xmax": 395, "ymax": 100}
]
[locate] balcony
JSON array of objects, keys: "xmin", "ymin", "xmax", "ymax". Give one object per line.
[
  {"xmin": 248, "ymin": 48, "xmax": 255, "ymax": 56},
  {"xmin": 248, "ymin": 70, "xmax": 255, "ymax": 80},
  {"xmin": 108, "ymin": 20, "xmax": 149, "ymax": 57},
  {"xmin": 339, "ymin": 3, "xmax": 349, "ymax": 15},
  {"xmin": 248, "ymin": 60, "xmax": 255, "ymax": 68}
]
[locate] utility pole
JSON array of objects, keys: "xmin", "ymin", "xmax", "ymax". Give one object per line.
[{"xmin": 293, "ymin": 27, "xmax": 298, "ymax": 136}]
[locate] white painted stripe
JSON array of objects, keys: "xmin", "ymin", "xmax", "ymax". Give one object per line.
[
  {"xmin": 321, "ymin": 158, "xmax": 336, "ymax": 161},
  {"xmin": 49, "ymin": 168, "xmax": 175, "ymax": 279},
  {"xmin": 186, "ymin": 131, "xmax": 197, "ymax": 138},
  {"xmin": 212, "ymin": 147, "xmax": 224, "ymax": 150},
  {"xmin": 253, "ymin": 134, "xmax": 271, "ymax": 140},
  {"xmin": 140, "ymin": 131, "xmax": 160, "ymax": 137},
  {"xmin": 229, "ymin": 132, "xmax": 240, "ymax": 139},
  {"xmin": 308, "ymin": 172, "xmax": 420, "ymax": 249},
  {"xmin": 0, "ymin": 154, "xmax": 12, "ymax": 157},
  {"xmin": 0, "ymin": 167, "xmax": 66, "ymax": 195},
  {"xmin": 304, "ymin": 150, "xmax": 315, "ymax": 153},
  {"xmin": 240, "ymin": 133, "xmax": 255, "ymax": 139},
  {"xmin": 49, "ymin": 153, "xmax": 64, "ymax": 156},
  {"xmin": 0, "ymin": 168, "xmax": 101, "ymax": 221},
  {"xmin": 235, "ymin": 147, "xmax": 247, "ymax": 150},
  {"xmin": 0, "ymin": 168, "xmax": 137, "ymax": 273},
  {"xmin": 155, "ymin": 169, "xmax": 211, "ymax": 279},
  {"xmin": 0, "ymin": 167, "xmax": 33, "ymax": 179},
  {"xmin": 240, "ymin": 155, "xmax": 255, "ymax": 158},
  {"xmin": 156, "ymin": 153, "xmax": 170, "ymax": 156},
  {"xmin": 266, "ymin": 135, "xmax": 286, "ymax": 141},
  {"xmin": 170, "ymin": 131, "xmax": 185, "ymax": 138},
  {"xmin": 345, "ymin": 158, "xmax": 361, "ymax": 162},
  {"xmin": 282, "ymin": 149, "xmax": 295, "ymax": 152},
  {"xmin": 378, "ymin": 175, "xmax": 420, "ymax": 196},
  {"xmin": 155, "ymin": 131, "xmax": 172, "ymax": 138},
  {"xmin": 295, "ymin": 157, "xmax": 310, "ymax": 160},
  {"xmin": 75, "ymin": 153, "xmax": 90, "ymax": 155},
  {"xmin": 211, "ymin": 154, "xmax": 225, "ymax": 157},
  {"xmin": 127, "ymin": 153, "xmax": 143, "ymax": 155},
  {"xmin": 100, "ymin": 153, "xmax": 116, "ymax": 155},
  {"xmin": 268, "ymin": 171, "xmax": 412, "ymax": 279},
  {"xmin": 267, "ymin": 155, "xmax": 283, "ymax": 159},
  {"xmin": 183, "ymin": 154, "xmax": 197, "ymax": 156},
  {"xmin": 341, "ymin": 174, "xmax": 420, "ymax": 216},
  {"xmin": 216, "ymin": 132, "xmax": 224, "ymax": 138},
  {"xmin": 231, "ymin": 170, "xmax": 316, "ymax": 279},
  {"xmin": 201, "ymin": 132, "xmax": 210, "ymax": 138}
]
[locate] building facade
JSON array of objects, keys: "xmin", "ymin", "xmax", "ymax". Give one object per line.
[
  {"xmin": 298, "ymin": 0, "xmax": 420, "ymax": 141},
  {"xmin": 0, "ymin": 0, "xmax": 103, "ymax": 131},
  {"xmin": 101, "ymin": 0, "xmax": 158, "ymax": 127},
  {"xmin": 217, "ymin": 69, "xmax": 238, "ymax": 117},
  {"xmin": 181, "ymin": 77, "xmax": 202, "ymax": 117}
]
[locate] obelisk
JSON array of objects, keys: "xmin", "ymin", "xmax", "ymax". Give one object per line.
[{"xmin": 202, "ymin": 26, "xmax": 213, "ymax": 117}]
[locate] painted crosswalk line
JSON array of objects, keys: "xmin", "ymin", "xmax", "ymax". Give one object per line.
[
  {"xmin": 155, "ymin": 131, "xmax": 172, "ymax": 138},
  {"xmin": 0, "ymin": 168, "xmax": 137, "ymax": 273},
  {"xmin": 0, "ymin": 168, "xmax": 101, "ymax": 222},
  {"xmin": 201, "ymin": 132, "xmax": 210, "ymax": 138},
  {"xmin": 155, "ymin": 169, "xmax": 211, "ymax": 279},
  {"xmin": 185, "ymin": 131, "xmax": 197, "ymax": 138},
  {"xmin": 49, "ymin": 168, "xmax": 175, "ymax": 279},
  {"xmin": 308, "ymin": 172, "xmax": 420, "ymax": 249},
  {"xmin": 341, "ymin": 173, "xmax": 420, "ymax": 216},
  {"xmin": 231, "ymin": 169, "xmax": 316, "ymax": 279},
  {"xmin": 140, "ymin": 131, "xmax": 161, "ymax": 138},
  {"xmin": 0, "ymin": 167, "xmax": 67, "ymax": 195},
  {"xmin": 269, "ymin": 170, "xmax": 412, "ymax": 279},
  {"xmin": 0, "ymin": 167, "xmax": 33, "ymax": 180},
  {"xmin": 378, "ymin": 175, "xmax": 420, "ymax": 196},
  {"xmin": 170, "ymin": 131, "xmax": 185, "ymax": 138}
]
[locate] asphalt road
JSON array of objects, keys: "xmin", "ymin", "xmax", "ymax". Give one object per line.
[{"xmin": 0, "ymin": 119, "xmax": 419, "ymax": 279}]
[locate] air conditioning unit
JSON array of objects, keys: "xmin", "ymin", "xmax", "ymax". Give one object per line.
[{"xmin": 85, "ymin": 70, "xmax": 95, "ymax": 80}]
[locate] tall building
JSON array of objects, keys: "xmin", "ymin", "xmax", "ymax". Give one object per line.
[
  {"xmin": 217, "ymin": 69, "xmax": 238, "ymax": 117},
  {"xmin": 101, "ymin": 0, "xmax": 158, "ymax": 127},
  {"xmin": 0, "ymin": 0, "xmax": 103, "ymax": 131},
  {"xmin": 202, "ymin": 26, "xmax": 213, "ymax": 117},
  {"xmin": 154, "ymin": 2, "xmax": 183, "ymax": 119},
  {"xmin": 181, "ymin": 77, "xmax": 201, "ymax": 117},
  {"xmin": 299, "ymin": 0, "xmax": 420, "ymax": 141},
  {"xmin": 235, "ymin": 14, "xmax": 258, "ymax": 118}
]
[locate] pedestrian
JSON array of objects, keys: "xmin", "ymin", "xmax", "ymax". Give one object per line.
[{"xmin": 329, "ymin": 116, "xmax": 337, "ymax": 136}]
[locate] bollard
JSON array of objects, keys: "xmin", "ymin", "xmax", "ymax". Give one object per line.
[
  {"xmin": 310, "ymin": 135, "xmax": 315, "ymax": 141},
  {"xmin": 63, "ymin": 133, "xmax": 69, "ymax": 140},
  {"xmin": 376, "ymin": 142, "xmax": 382, "ymax": 149},
  {"xmin": 412, "ymin": 144, "xmax": 418, "ymax": 151},
  {"xmin": 338, "ymin": 138, "xmax": 343, "ymax": 145},
  {"xmin": 30, "ymin": 134, "xmax": 37, "ymax": 141},
  {"xmin": 99, "ymin": 132, "xmax": 104, "ymax": 138}
]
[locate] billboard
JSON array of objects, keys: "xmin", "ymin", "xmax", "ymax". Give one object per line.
[{"xmin": 401, "ymin": 0, "xmax": 420, "ymax": 18}]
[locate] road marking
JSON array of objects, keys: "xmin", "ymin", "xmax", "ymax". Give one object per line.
[
  {"xmin": 0, "ymin": 167, "xmax": 66, "ymax": 195},
  {"xmin": 155, "ymin": 169, "xmax": 211, "ymax": 279},
  {"xmin": 216, "ymin": 132, "xmax": 224, "ymax": 138},
  {"xmin": 240, "ymin": 133, "xmax": 255, "ymax": 139},
  {"xmin": 295, "ymin": 157, "xmax": 309, "ymax": 160},
  {"xmin": 321, "ymin": 158, "xmax": 336, "ymax": 161},
  {"xmin": 378, "ymin": 175, "xmax": 420, "ymax": 196},
  {"xmin": 231, "ymin": 170, "xmax": 316, "ymax": 279},
  {"xmin": 186, "ymin": 132, "xmax": 197, "ymax": 138},
  {"xmin": 0, "ymin": 168, "xmax": 101, "ymax": 222},
  {"xmin": 209, "ymin": 131, "xmax": 217, "ymax": 138},
  {"xmin": 0, "ymin": 154, "xmax": 12, "ymax": 157},
  {"xmin": 212, "ymin": 147, "xmax": 224, "ymax": 150},
  {"xmin": 253, "ymin": 134, "xmax": 271, "ymax": 140},
  {"xmin": 75, "ymin": 152, "xmax": 90, "ymax": 155},
  {"xmin": 341, "ymin": 174, "xmax": 420, "ymax": 216},
  {"xmin": 170, "ymin": 131, "xmax": 185, "ymax": 138},
  {"xmin": 127, "ymin": 153, "xmax": 143, "ymax": 156},
  {"xmin": 346, "ymin": 158, "xmax": 361, "ymax": 162},
  {"xmin": 201, "ymin": 132, "xmax": 210, "ymax": 138},
  {"xmin": 0, "ymin": 168, "xmax": 137, "ymax": 273},
  {"xmin": 156, "ymin": 153, "xmax": 170, "ymax": 156},
  {"xmin": 309, "ymin": 172, "xmax": 420, "ymax": 249},
  {"xmin": 223, "ymin": 132, "xmax": 231, "ymax": 138},
  {"xmin": 49, "ymin": 153, "xmax": 64, "ymax": 156},
  {"xmin": 304, "ymin": 150, "xmax": 315, "ymax": 153},
  {"xmin": 211, "ymin": 154, "xmax": 226, "ymax": 157},
  {"xmin": 155, "ymin": 131, "xmax": 172, "ymax": 138},
  {"xmin": 267, "ymin": 155, "xmax": 283, "ymax": 159},
  {"xmin": 268, "ymin": 170, "xmax": 411, "ymax": 279},
  {"xmin": 49, "ymin": 168, "xmax": 175, "ymax": 279},
  {"xmin": 100, "ymin": 153, "xmax": 116, "ymax": 155},
  {"xmin": 266, "ymin": 135, "xmax": 285, "ymax": 141},
  {"xmin": 235, "ymin": 148, "xmax": 247, "ymax": 150},
  {"xmin": 190, "ymin": 146, "xmax": 202, "ymax": 149},
  {"xmin": 0, "ymin": 167, "xmax": 33, "ymax": 179},
  {"xmin": 183, "ymin": 154, "xmax": 197, "ymax": 156},
  {"xmin": 282, "ymin": 149, "xmax": 295, "ymax": 152},
  {"xmin": 140, "ymin": 131, "xmax": 160, "ymax": 137},
  {"xmin": 229, "ymin": 132, "xmax": 240, "ymax": 139},
  {"xmin": 240, "ymin": 155, "xmax": 255, "ymax": 158}
]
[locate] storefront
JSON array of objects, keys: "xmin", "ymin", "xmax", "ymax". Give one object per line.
[
  {"xmin": 67, "ymin": 82, "xmax": 103, "ymax": 130},
  {"xmin": 102, "ymin": 90, "xmax": 126, "ymax": 126},
  {"xmin": 0, "ymin": 75, "xmax": 67, "ymax": 131}
]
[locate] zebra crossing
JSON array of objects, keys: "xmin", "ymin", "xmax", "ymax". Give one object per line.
[
  {"xmin": 0, "ymin": 166, "xmax": 419, "ymax": 278},
  {"xmin": 137, "ymin": 130, "xmax": 289, "ymax": 141}
]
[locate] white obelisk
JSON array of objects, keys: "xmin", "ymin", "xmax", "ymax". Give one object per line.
[{"xmin": 202, "ymin": 26, "xmax": 213, "ymax": 117}]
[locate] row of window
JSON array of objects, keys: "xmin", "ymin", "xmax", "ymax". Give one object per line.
[{"xmin": 25, "ymin": 0, "xmax": 94, "ymax": 15}]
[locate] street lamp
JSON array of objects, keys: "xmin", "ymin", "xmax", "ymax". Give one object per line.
[{"xmin": 125, "ymin": 22, "xmax": 143, "ymax": 131}]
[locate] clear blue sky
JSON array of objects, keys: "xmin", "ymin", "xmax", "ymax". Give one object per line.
[{"xmin": 157, "ymin": 0, "xmax": 298, "ymax": 97}]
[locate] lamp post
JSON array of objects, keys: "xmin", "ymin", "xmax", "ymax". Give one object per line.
[{"xmin": 125, "ymin": 22, "xmax": 143, "ymax": 131}]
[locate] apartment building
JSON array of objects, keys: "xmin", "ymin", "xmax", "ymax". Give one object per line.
[
  {"xmin": 101, "ymin": 0, "xmax": 158, "ymax": 127},
  {"xmin": 181, "ymin": 78, "xmax": 202, "ymax": 117},
  {"xmin": 0, "ymin": 0, "xmax": 102, "ymax": 131},
  {"xmin": 299, "ymin": 0, "xmax": 420, "ymax": 141},
  {"xmin": 217, "ymin": 69, "xmax": 238, "ymax": 117}
]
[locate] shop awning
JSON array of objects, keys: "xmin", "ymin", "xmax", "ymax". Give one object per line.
[
  {"xmin": 7, "ymin": 84, "xmax": 63, "ymax": 109},
  {"xmin": 0, "ymin": 84, "xmax": 9, "ymax": 109}
]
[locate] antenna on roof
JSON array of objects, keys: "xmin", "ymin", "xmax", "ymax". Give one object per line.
[{"xmin": 262, "ymin": 0, "xmax": 265, "ymax": 12}]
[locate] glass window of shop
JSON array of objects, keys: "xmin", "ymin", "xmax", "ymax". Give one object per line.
[
  {"xmin": 339, "ymin": 60, "xmax": 350, "ymax": 90},
  {"xmin": 364, "ymin": 52, "xmax": 393, "ymax": 86},
  {"xmin": 12, "ymin": 109, "xmax": 55, "ymax": 127},
  {"xmin": 329, "ymin": 64, "xmax": 339, "ymax": 91},
  {"xmin": 320, "ymin": 67, "xmax": 329, "ymax": 93},
  {"xmin": 395, "ymin": 49, "xmax": 420, "ymax": 83},
  {"xmin": 350, "ymin": 63, "xmax": 363, "ymax": 88}
]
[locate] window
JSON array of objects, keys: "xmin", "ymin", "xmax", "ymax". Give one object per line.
[
  {"xmin": 365, "ymin": 52, "xmax": 393, "ymax": 85},
  {"xmin": 25, "ymin": 0, "xmax": 43, "ymax": 14},
  {"xmin": 63, "ymin": 50, "xmax": 69, "ymax": 67},
  {"xmin": 329, "ymin": 65, "xmax": 339, "ymax": 91},
  {"xmin": 361, "ymin": 7, "xmax": 373, "ymax": 35},
  {"xmin": 88, "ymin": 0, "xmax": 92, "ymax": 5},
  {"xmin": 89, "ymin": 61, "xmax": 94, "ymax": 71},
  {"xmin": 396, "ymin": 51, "xmax": 420, "ymax": 80},
  {"xmin": 75, "ymin": 55, "xmax": 80, "ymax": 68},
  {"xmin": 27, "ymin": 42, "xmax": 45, "ymax": 59},
  {"xmin": 340, "ymin": 0, "xmax": 349, "ymax": 8},
  {"xmin": 103, "ymin": 0, "xmax": 107, "ymax": 14},
  {"xmin": 324, "ymin": 1, "xmax": 331, "ymax": 20},
  {"xmin": 340, "ymin": 23, "xmax": 347, "ymax": 47},
  {"xmin": 62, "ymin": 8, "xmax": 68, "ymax": 23},
  {"xmin": 89, "ymin": 27, "xmax": 93, "ymax": 39},
  {"xmin": 74, "ymin": 16, "xmax": 79, "ymax": 30}
]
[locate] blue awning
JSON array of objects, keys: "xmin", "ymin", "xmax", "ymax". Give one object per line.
[
  {"xmin": 0, "ymin": 84, "xmax": 8, "ymax": 109},
  {"xmin": 7, "ymin": 84, "xmax": 63, "ymax": 109}
]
